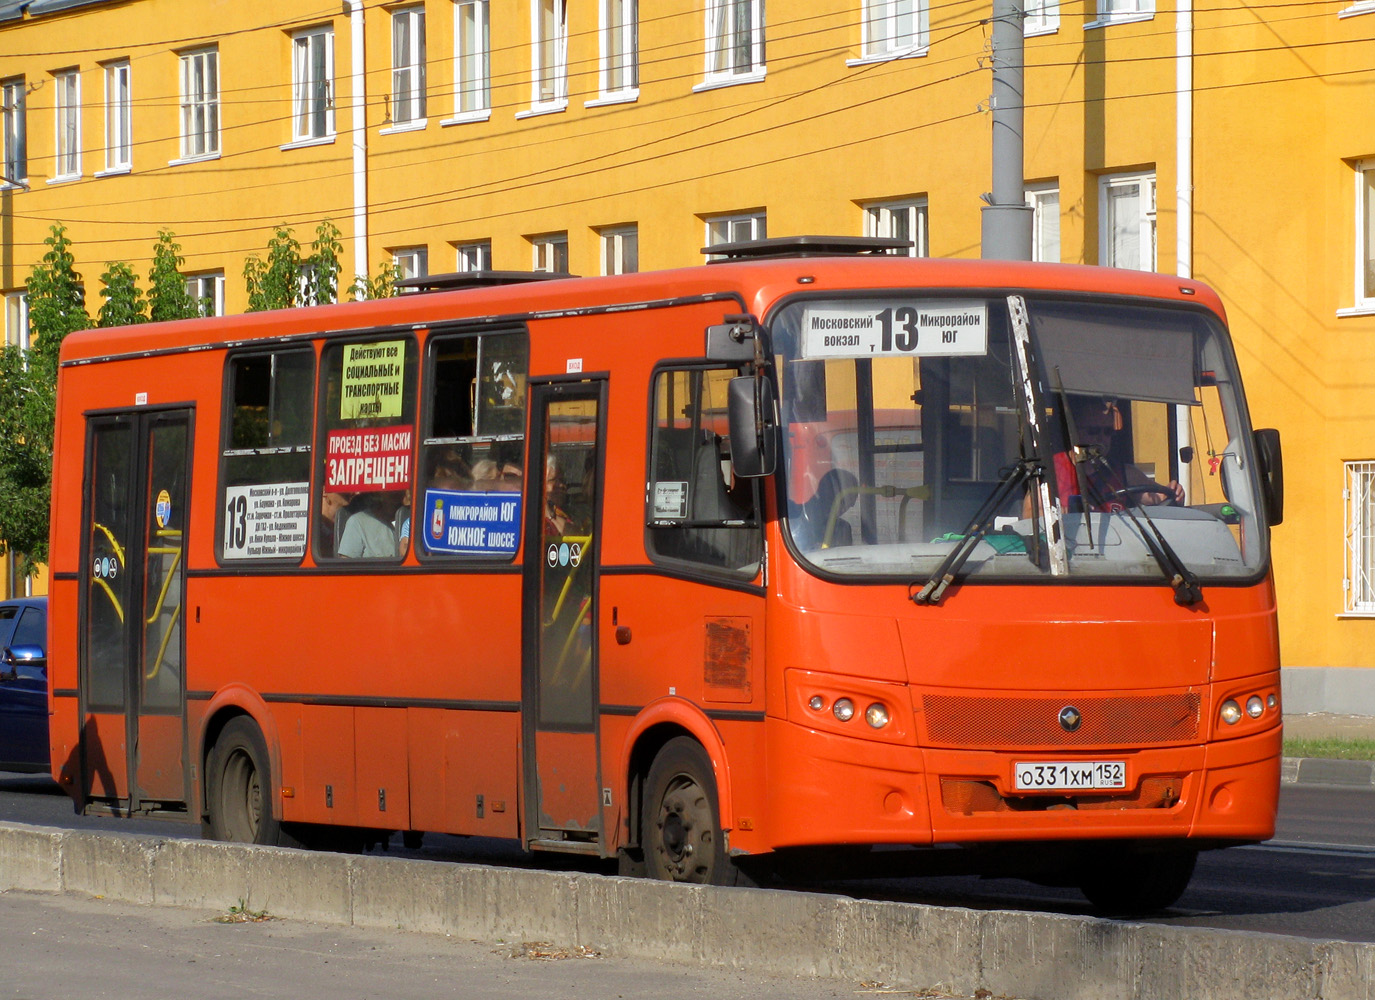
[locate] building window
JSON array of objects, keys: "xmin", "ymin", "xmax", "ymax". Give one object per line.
[
  {"xmin": 862, "ymin": 0, "xmax": 928, "ymax": 59},
  {"xmin": 704, "ymin": 0, "xmax": 764, "ymax": 84},
  {"xmin": 598, "ymin": 0, "xmax": 637, "ymax": 98},
  {"xmin": 2, "ymin": 77, "xmax": 25, "ymax": 185},
  {"xmin": 4, "ymin": 292, "xmax": 28, "ymax": 350},
  {"xmin": 600, "ymin": 226, "xmax": 638, "ymax": 275},
  {"xmin": 531, "ymin": 233, "xmax": 569, "ymax": 273},
  {"xmin": 705, "ymin": 212, "xmax": 765, "ymax": 259},
  {"xmin": 53, "ymin": 68, "xmax": 80, "ymax": 180},
  {"xmin": 532, "ymin": 0, "xmax": 569, "ymax": 108},
  {"xmin": 393, "ymin": 247, "xmax": 429, "ymax": 292},
  {"xmin": 863, "ymin": 199, "xmax": 927, "ymax": 257},
  {"xmin": 1093, "ymin": 0, "xmax": 1153, "ymax": 23},
  {"xmin": 391, "ymin": 6, "xmax": 427, "ymax": 125},
  {"xmin": 102, "ymin": 61, "xmax": 132, "ymax": 171},
  {"xmin": 455, "ymin": 0, "xmax": 491, "ymax": 116},
  {"xmin": 1346, "ymin": 461, "xmax": 1375, "ymax": 614},
  {"xmin": 185, "ymin": 273, "xmax": 225, "ymax": 317},
  {"xmin": 1100, "ymin": 172, "xmax": 1156, "ymax": 271},
  {"xmin": 456, "ymin": 240, "xmax": 491, "ymax": 271},
  {"xmin": 1024, "ymin": 0, "xmax": 1059, "ymax": 34},
  {"xmin": 1357, "ymin": 161, "xmax": 1375, "ymax": 310},
  {"xmin": 1026, "ymin": 185, "xmax": 1060, "ymax": 263},
  {"xmin": 292, "ymin": 27, "xmax": 334, "ymax": 141},
  {"xmin": 179, "ymin": 48, "xmax": 220, "ymax": 159}
]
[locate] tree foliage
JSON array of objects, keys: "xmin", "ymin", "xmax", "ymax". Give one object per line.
[
  {"xmin": 243, "ymin": 221, "xmax": 346, "ymax": 311},
  {"xmin": 147, "ymin": 230, "xmax": 199, "ymax": 322},
  {"xmin": 348, "ymin": 260, "xmax": 401, "ymax": 302},
  {"xmin": 97, "ymin": 260, "xmax": 147, "ymax": 328},
  {"xmin": 0, "ymin": 224, "xmax": 91, "ymax": 573}
]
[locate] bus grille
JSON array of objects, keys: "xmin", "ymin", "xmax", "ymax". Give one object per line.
[{"xmin": 921, "ymin": 692, "xmax": 1201, "ymax": 748}]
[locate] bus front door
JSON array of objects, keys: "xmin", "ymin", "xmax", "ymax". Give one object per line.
[
  {"xmin": 522, "ymin": 379, "xmax": 606, "ymax": 850},
  {"xmin": 79, "ymin": 408, "xmax": 191, "ymax": 813}
]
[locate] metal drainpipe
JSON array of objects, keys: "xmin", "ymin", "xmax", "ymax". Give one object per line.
[
  {"xmin": 1176, "ymin": 1, "xmax": 1194, "ymax": 502},
  {"xmin": 349, "ymin": 0, "xmax": 369, "ymax": 291}
]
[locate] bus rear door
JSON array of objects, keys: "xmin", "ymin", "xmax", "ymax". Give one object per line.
[{"xmin": 79, "ymin": 407, "xmax": 191, "ymax": 812}]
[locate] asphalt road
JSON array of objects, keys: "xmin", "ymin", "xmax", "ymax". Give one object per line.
[{"xmin": 3, "ymin": 773, "xmax": 1373, "ymax": 943}]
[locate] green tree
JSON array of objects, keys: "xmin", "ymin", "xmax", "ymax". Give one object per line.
[
  {"xmin": 147, "ymin": 230, "xmax": 199, "ymax": 321},
  {"xmin": 243, "ymin": 225, "xmax": 303, "ymax": 311},
  {"xmin": 97, "ymin": 260, "xmax": 147, "ymax": 328},
  {"xmin": 304, "ymin": 220, "xmax": 343, "ymax": 306},
  {"xmin": 348, "ymin": 260, "xmax": 400, "ymax": 302},
  {"xmin": 0, "ymin": 223, "xmax": 91, "ymax": 573}
]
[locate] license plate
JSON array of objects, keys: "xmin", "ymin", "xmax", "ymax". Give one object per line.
[{"xmin": 1013, "ymin": 761, "xmax": 1126, "ymax": 791}]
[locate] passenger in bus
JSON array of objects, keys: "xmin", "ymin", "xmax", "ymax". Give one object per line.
[
  {"xmin": 318, "ymin": 491, "xmax": 351, "ymax": 555},
  {"xmin": 336, "ymin": 491, "xmax": 404, "ymax": 558},
  {"xmin": 544, "ymin": 455, "xmax": 571, "ymax": 536},
  {"xmin": 794, "ymin": 469, "xmax": 859, "ymax": 549},
  {"xmin": 1051, "ymin": 397, "xmax": 1184, "ymax": 512}
]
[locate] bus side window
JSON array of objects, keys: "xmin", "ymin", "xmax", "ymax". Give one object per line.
[
  {"xmin": 416, "ymin": 330, "xmax": 529, "ymax": 560},
  {"xmin": 316, "ymin": 336, "xmax": 419, "ymax": 561},
  {"xmin": 218, "ymin": 348, "xmax": 315, "ymax": 564},
  {"xmin": 645, "ymin": 367, "xmax": 762, "ymax": 577}
]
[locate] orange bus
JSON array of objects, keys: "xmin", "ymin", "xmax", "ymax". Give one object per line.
[{"xmin": 47, "ymin": 238, "xmax": 1284, "ymax": 913}]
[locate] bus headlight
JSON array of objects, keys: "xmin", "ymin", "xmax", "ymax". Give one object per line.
[
  {"xmin": 865, "ymin": 703, "xmax": 890, "ymax": 729},
  {"xmin": 1220, "ymin": 699, "xmax": 1242, "ymax": 725},
  {"xmin": 1246, "ymin": 696, "xmax": 1265, "ymax": 719},
  {"xmin": 833, "ymin": 698, "xmax": 855, "ymax": 722},
  {"xmin": 808, "ymin": 695, "xmax": 825, "ymax": 712}
]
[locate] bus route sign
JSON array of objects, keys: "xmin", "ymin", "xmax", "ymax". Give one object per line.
[
  {"xmin": 801, "ymin": 300, "xmax": 988, "ymax": 359},
  {"xmin": 423, "ymin": 489, "xmax": 522, "ymax": 556}
]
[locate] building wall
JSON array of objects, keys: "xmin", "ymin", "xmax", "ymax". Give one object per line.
[{"xmin": 2, "ymin": 0, "xmax": 1374, "ymax": 679}]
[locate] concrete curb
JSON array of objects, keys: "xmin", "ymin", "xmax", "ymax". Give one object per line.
[
  {"xmin": 1282, "ymin": 757, "xmax": 1375, "ymax": 787},
  {"xmin": 2, "ymin": 820, "xmax": 1373, "ymax": 1000}
]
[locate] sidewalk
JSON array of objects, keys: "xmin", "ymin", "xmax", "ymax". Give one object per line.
[{"xmin": 1282, "ymin": 712, "xmax": 1375, "ymax": 787}]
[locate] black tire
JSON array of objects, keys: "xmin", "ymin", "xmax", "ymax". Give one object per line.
[
  {"xmin": 1079, "ymin": 847, "xmax": 1197, "ymax": 915},
  {"xmin": 205, "ymin": 717, "xmax": 292, "ymax": 846},
  {"xmin": 642, "ymin": 736, "xmax": 745, "ymax": 886}
]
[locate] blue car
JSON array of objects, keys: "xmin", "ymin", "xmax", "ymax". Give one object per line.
[{"xmin": 0, "ymin": 596, "xmax": 48, "ymax": 774}]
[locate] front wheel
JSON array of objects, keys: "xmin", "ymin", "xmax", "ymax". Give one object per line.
[
  {"xmin": 642, "ymin": 737, "xmax": 745, "ymax": 886},
  {"xmin": 1078, "ymin": 847, "xmax": 1197, "ymax": 915},
  {"xmin": 205, "ymin": 717, "xmax": 293, "ymax": 846}
]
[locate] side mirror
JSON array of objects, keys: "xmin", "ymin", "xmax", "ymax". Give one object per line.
[
  {"xmin": 3, "ymin": 644, "xmax": 46, "ymax": 669},
  {"xmin": 727, "ymin": 375, "xmax": 777, "ymax": 478},
  {"xmin": 1254, "ymin": 428, "xmax": 1283, "ymax": 527}
]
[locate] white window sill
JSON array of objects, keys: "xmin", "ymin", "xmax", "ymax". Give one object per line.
[
  {"xmin": 585, "ymin": 89, "xmax": 639, "ymax": 109},
  {"xmin": 1339, "ymin": 2, "xmax": 1375, "ymax": 17},
  {"xmin": 516, "ymin": 101, "xmax": 568, "ymax": 119},
  {"xmin": 846, "ymin": 47, "xmax": 928, "ymax": 68},
  {"xmin": 379, "ymin": 118, "xmax": 427, "ymax": 135},
  {"xmin": 47, "ymin": 173, "xmax": 82, "ymax": 185},
  {"xmin": 1084, "ymin": 12, "xmax": 1154, "ymax": 29},
  {"xmin": 94, "ymin": 165, "xmax": 131, "ymax": 178},
  {"xmin": 281, "ymin": 134, "xmax": 336, "ymax": 151},
  {"xmin": 441, "ymin": 109, "xmax": 492, "ymax": 125},
  {"xmin": 1337, "ymin": 611, "xmax": 1375, "ymax": 619},
  {"xmin": 693, "ymin": 69, "xmax": 767, "ymax": 93},
  {"xmin": 169, "ymin": 151, "xmax": 221, "ymax": 166},
  {"xmin": 1024, "ymin": 23, "xmax": 1059, "ymax": 37},
  {"xmin": 0, "ymin": 180, "xmax": 28, "ymax": 191},
  {"xmin": 1336, "ymin": 305, "xmax": 1375, "ymax": 318}
]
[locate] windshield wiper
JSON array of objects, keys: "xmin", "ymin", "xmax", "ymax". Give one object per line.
[{"xmin": 912, "ymin": 458, "xmax": 1040, "ymax": 605}]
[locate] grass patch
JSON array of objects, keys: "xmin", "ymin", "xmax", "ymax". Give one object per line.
[{"xmin": 1283, "ymin": 737, "xmax": 1375, "ymax": 761}]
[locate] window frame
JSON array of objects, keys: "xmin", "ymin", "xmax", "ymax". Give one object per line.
[
  {"xmin": 1345, "ymin": 460, "xmax": 1375, "ymax": 615},
  {"xmin": 1023, "ymin": 0, "xmax": 1059, "ymax": 35},
  {"xmin": 52, "ymin": 68, "xmax": 80, "ymax": 181},
  {"xmin": 593, "ymin": 0, "xmax": 638, "ymax": 103},
  {"xmin": 390, "ymin": 5, "xmax": 428, "ymax": 128},
  {"xmin": 1355, "ymin": 160, "xmax": 1375, "ymax": 312},
  {"xmin": 600, "ymin": 225, "xmax": 638, "ymax": 275},
  {"xmin": 698, "ymin": 0, "xmax": 765, "ymax": 89},
  {"xmin": 529, "ymin": 0, "xmax": 569, "ymax": 112},
  {"xmin": 185, "ymin": 272, "xmax": 225, "ymax": 317},
  {"xmin": 291, "ymin": 26, "xmax": 335, "ymax": 143},
  {"xmin": 4, "ymin": 291, "xmax": 28, "ymax": 350},
  {"xmin": 531, "ymin": 233, "xmax": 569, "ymax": 273},
  {"xmin": 451, "ymin": 0, "xmax": 492, "ymax": 121},
  {"xmin": 456, "ymin": 240, "xmax": 491, "ymax": 271},
  {"xmin": 704, "ymin": 212, "xmax": 766, "ymax": 260},
  {"xmin": 1088, "ymin": 0, "xmax": 1154, "ymax": 28},
  {"xmin": 101, "ymin": 61, "xmax": 132, "ymax": 173},
  {"xmin": 1025, "ymin": 183, "xmax": 1061, "ymax": 263},
  {"xmin": 859, "ymin": 0, "xmax": 929, "ymax": 61},
  {"xmin": 1099, "ymin": 171, "xmax": 1157, "ymax": 272},
  {"xmin": 862, "ymin": 198, "xmax": 928, "ymax": 257},
  {"xmin": 177, "ymin": 47, "xmax": 220, "ymax": 161},
  {"xmin": 392, "ymin": 246, "xmax": 429, "ymax": 290},
  {"xmin": 1, "ymin": 76, "xmax": 25, "ymax": 186}
]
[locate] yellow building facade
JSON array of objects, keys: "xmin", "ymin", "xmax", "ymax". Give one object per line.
[{"xmin": 1, "ymin": 0, "xmax": 1373, "ymax": 705}]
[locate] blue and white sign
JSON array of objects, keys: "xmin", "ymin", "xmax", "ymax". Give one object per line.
[{"xmin": 423, "ymin": 489, "xmax": 522, "ymax": 556}]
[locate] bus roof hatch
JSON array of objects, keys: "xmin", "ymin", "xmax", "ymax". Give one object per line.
[{"xmin": 701, "ymin": 235, "xmax": 913, "ymax": 262}]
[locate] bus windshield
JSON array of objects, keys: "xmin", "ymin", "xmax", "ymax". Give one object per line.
[{"xmin": 772, "ymin": 294, "xmax": 1269, "ymax": 585}]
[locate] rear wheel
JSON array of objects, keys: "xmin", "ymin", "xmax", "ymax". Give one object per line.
[
  {"xmin": 642, "ymin": 737, "xmax": 745, "ymax": 886},
  {"xmin": 205, "ymin": 717, "xmax": 291, "ymax": 846},
  {"xmin": 1078, "ymin": 847, "xmax": 1197, "ymax": 915}
]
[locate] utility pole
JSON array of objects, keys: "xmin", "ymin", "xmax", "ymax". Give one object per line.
[{"xmin": 980, "ymin": 0, "xmax": 1033, "ymax": 261}]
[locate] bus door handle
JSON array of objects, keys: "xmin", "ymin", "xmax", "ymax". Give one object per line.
[{"xmin": 615, "ymin": 626, "xmax": 632, "ymax": 645}]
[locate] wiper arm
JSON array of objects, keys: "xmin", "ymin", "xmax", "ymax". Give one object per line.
[
  {"xmin": 912, "ymin": 458, "xmax": 1039, "ymax": 605},
  {"xmin": 1079, "ymin": 452, "xmax": 1203, "ymax": 606}
]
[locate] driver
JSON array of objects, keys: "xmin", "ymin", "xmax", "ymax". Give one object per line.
[{"xmin": 1054, "ymin": 396, "xmax": 1183, "ymax": 512}]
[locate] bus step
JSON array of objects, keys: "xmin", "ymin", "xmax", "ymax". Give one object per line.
[{"xmin": 528, "ymin": 837, "xmax": 603, "ymax": 857}]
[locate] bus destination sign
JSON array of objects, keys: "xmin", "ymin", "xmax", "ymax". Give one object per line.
[
  {"xmin": 801, "ymin": 301, "xmax": 988, "ymax": 359},
  {"xmin": 423, "ymin": 489, "xmax": 522, "ymax": 556}
]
